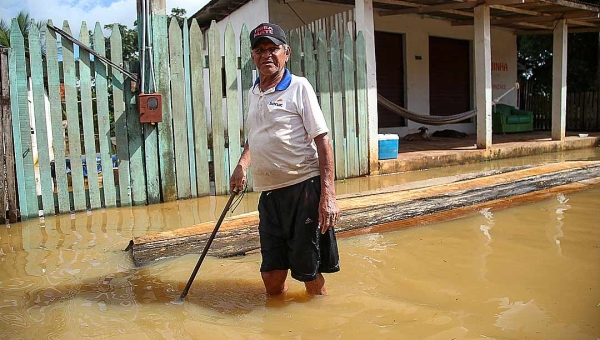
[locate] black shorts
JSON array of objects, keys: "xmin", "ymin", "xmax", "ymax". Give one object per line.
[{"xmin": 258, "ymin": 176, "xmax": 340, "ymax": 282}]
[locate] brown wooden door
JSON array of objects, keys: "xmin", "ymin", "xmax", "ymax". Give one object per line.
[
  {"xmin": 429, "ymin": 36, "xmax": 471, "ymax": 116},
  {"xmin": 375, "ymin": 31, "xmax": 405, "ymax": 128}
]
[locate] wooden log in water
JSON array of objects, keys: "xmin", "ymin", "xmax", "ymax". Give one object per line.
[{"xmin": 129, "ymin": 162, "xmax": 600, "ymax": 267}]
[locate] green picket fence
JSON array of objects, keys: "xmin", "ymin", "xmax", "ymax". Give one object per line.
[{"xmin": 5, "ymin": 17, "xmax": 368, "ymax": 221}]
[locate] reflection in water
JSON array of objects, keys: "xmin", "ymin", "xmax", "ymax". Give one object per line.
[
  {"xmin": 491, "ymin": 297, "xmax": 549, "ymax": 331},
  {"xmin": 476, "ymin": 207, "xmax": 495, "ymax": 281},
  {"xmin": 548, "ymin": 193, "xmax": 570, "ymax": 257},
  {"xmin": 1, "ymin": 150, "xmax": 600, "ymax": 339}
]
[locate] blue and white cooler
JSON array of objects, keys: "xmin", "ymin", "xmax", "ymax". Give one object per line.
[{"xmin": 378, "ymin": 134, "xmax": 399, "ymax": 160}]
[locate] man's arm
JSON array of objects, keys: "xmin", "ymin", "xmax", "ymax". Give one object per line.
[
  {"xmin": 314, "ymin": 133, "xmax": 340, "ymax": 233},
  {"xmin": 230, "ymin": 140, "xmax": 251, "ymax": 193}
]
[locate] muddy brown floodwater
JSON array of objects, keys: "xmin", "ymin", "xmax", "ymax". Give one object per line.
[{"xmin": 1, "ymin": 148, "xmax": 599, "ymax": 339}]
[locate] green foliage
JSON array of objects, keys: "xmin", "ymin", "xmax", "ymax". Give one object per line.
[
  {"xmin": 517, "ymin": 34, "xmax": 553, "ymax": 95},
  {"xmin": 518, "ymin": 32, "xmax": 599, "ymax": 95},
  {"xmin": 100, "ymin": 7, "xmax": 187, "ymax": 62},
  {"xmin": 103, "ymin": 23, "xmax": 139, "ymax": 62},
  {"xmin": 0, "ymin": 10, "xmax": 47, "ymax": 50},
  {"xmin": 518, "ymin": 0, "xmax": 600, "ymax": 95},
  {"xmin": 169, "ymin": 8, "xmax": 187, "ymax": 27},
  {"xmin": 566, "ymin": 33, "xmax": 599, "ymax": 93}
]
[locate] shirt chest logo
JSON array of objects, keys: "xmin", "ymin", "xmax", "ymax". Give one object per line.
[{"xmin": 268, "ymin": 99, "xmax": 284, "ymax": 108}]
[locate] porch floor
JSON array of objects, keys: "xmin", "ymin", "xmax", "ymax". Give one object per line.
[{"xmin": 377, "ymin": 130, "xmax": 600, "ymax": 175}]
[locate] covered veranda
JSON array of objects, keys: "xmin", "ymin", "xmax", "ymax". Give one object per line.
[{"xmin": 348, "ymin": 0, "xmax": 600, "ymax": 171}]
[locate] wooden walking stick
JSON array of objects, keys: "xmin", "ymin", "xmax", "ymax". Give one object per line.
[{"xmin": 177, "ymin": 190, "xmax": 238, "ymax": 302}]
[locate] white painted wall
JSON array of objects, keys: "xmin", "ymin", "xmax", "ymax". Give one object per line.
[
  {"xmin": 268, "ymin": 0, "xmax": 354, "ymax": 31},
  {"xmin": 214, "ymin": 0, "xmax": 270, "ymax": 52}
]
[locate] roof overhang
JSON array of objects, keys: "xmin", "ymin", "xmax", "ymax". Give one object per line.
[
  {"xmin": 190, "ymin": 0, "xmax": 251, "ymax": 29},
  {"xmin": 191, "ymin": 0, "xmax": 600, "ymax": 34}
]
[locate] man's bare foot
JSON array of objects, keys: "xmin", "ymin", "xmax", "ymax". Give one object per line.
[{"xmin": 304, "ymin": 274, "xmax": 327, "ymax": 295}]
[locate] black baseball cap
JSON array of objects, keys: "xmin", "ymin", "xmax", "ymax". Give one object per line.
[{"xmin": 250, "ymin": 23, "xmax": 287, "ymax": 48}]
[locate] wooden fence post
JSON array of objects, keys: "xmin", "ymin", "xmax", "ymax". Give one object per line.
[
  {"xmin": 125, "ymin": 61, "xmax": 147, "ymax": 206},
  {"xmin": 62, "ymin": 21, "xmax": 87, "ymax": 212},
  {"xmin": 189, "ymin": 20, "xmax": 211, "ymax": 196},
  {"xmin": 330, "ymin": 30, "xmax": 346, "ymax": 180},
  {"xmin": 10, "ymin": 19, "xmax": 38, "ymax": 219},
  {"xmin": 224, "ymin": 23, "xmax": 241, "ymax": 187},
  {"xmin": 168, "ymin": 18, "xmax": 191, "ymax": 199},
  {"xmin": 45, "ymin": 20, "xmax": 70, "ymax": 214},
  {"xmin": 208, "ymin": 21, "xmax": 227, "ymax": 195},
  {"xmin": 0, "ymin": 49, "xmax": 7, "ymax": 224},
  {"xmin": 239, "ymin": 24, "xmax": 253, "ymax": 192},
  {"xmin": 93, "ymin": 22, "xmax": 117, "ymax": 208},
  {"xmin": 78, "ymin": 22, "xmax": 102, "ymax": 210},
  {"xmin": 151, "ymin": 1, "xmax": 177, "ymax": 202},
  {"xmin": 2, "ymin": 49, "xmax": 18, "ymax": 223},
  {"xmin": 111, "ymin": 25, "xmax": 133, "ymax": 206}
]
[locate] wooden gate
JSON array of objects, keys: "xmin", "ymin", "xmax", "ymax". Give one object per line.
[{"xmin": 3, "ymin": 16, "xmax": 368, "ymax": 223}]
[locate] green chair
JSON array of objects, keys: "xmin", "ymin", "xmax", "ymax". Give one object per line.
[{"xmin": 492, "ymin": 103, "xmax": 534, "ymax": 134}]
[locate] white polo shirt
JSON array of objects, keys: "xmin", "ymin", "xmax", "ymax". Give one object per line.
[{"xmin": 246, "ymin": 69, "xmax": 329, "ymax": 191}]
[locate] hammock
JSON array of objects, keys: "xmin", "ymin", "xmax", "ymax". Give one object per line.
[
  {"xmin": 377, "ymin": 84, "xmax": 519, "ymax": 126},
  {"xmin": 378, "ymin": 94, "xmax": 477, "ymax": 125}
]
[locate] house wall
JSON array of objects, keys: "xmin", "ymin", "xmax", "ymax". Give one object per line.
[
  {"xmin": 213, "ymin": 0, "xmax": 270, "ymax": 52},
  {"xmin": 268, "ymin": 0, "xmax": 354, "ymax": 31},
  {"xmin": 266, "ymin": 2, "xmax": 518, "ymax": 137},
  {"xmin": 376, "ymin": 13, "xmax": 517, "ymax": 136}
]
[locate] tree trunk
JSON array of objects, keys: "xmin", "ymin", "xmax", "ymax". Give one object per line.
[{"xmin": 129, "ymin": 162, "xmax": 600, "ymax": 267}]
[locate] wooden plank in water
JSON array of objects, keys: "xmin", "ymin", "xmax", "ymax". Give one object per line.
[{"xmin": 129, "ymin": 161, "xmax": 600, "ymax": 266}]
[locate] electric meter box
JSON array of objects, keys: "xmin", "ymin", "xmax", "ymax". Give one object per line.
[{"xmin": 138, "ymin": 93, "xmax": 163, "ymax": 123}]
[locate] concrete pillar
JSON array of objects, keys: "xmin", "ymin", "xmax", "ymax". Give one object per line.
[
  {"xmin": 552, "ymin": 19, "xmax": 567, "ymax": 141},
  {"xmin": 474, "ymin": 4, "xmax": 492, "ymax": 150},
  {"xmin": 355, "ymin": 0, "xmax": 379, "ymax": 172}
]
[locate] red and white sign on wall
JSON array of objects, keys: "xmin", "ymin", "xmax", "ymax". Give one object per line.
[{"xmin": 491, "ymin": 61, "xmax": 509, "ymax": 72}]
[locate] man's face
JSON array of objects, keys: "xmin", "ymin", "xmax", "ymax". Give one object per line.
[{"xmin": 251, "ymin": 39, "xmax": 289, "ymax": 77}]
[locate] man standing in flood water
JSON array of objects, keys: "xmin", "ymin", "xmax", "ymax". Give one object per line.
[{"xmin": 229, "ymin": 23, "xmax": 340, "ymax": 296}]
